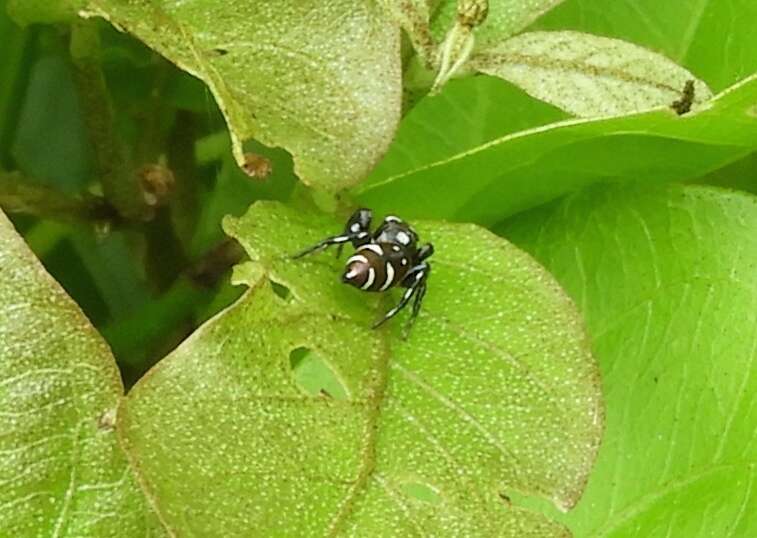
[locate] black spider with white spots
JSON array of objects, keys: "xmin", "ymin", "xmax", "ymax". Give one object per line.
[{"xmin": 293, "ymin": 209, "xmax": 433, "ymax": 332}]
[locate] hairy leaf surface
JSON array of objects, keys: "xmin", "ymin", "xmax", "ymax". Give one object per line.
[
  {"xmin": 473, "ymin": 31, "xmax": 712, "ymax": 117},
  {"xmin": 501, "ymin": 184, "xmax": 757, "ymax": 537},
  {"xmin": 118, "ymin": 202, "xmax": 602, "ymax": 536},
  {"xmin": 83, "ymin": 0, "xmax": 402, "ymax": 191},
  {"xmin": 0, "ymin": 210, "xmax": 163, "ymax": 537}
]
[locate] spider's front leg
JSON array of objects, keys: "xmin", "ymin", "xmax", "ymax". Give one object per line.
[{"xmin": 292, "ymin": 208, "xmax": 372, "ymax": 259}]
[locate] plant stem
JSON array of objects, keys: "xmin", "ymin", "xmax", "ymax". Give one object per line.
[{"xmin": 69, "ymin": 21, "xmax": 151, "ymax": 221}]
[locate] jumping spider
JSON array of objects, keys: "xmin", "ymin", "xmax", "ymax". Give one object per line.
[{"xmin": 293, "ymin": 209, "xmax": 433, "ymax": 333}]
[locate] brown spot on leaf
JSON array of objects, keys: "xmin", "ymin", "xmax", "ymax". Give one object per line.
[{"xmin": 242, "ymin": 153, "xmax": 273, "ymax": 180}]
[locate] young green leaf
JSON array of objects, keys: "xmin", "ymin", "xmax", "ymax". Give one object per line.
[
  {"xmin": 500, "ymin": 184, "xmax": 757, "ymax": 537},
  {"xmin": 431, "ymin": 0, "xmax": 566, "ymax": 49},
  {"xmin": 117, "ymin": 202, "xmax": 602, "ymax": 536},
  {"xmin": 83, "ymin": 1, "xmax": 402, "ymax": 191},
  {"xmin": 472, "ymin": 31, "xmax": 712, "ymax": 117},
  {"xmin": 0, "ymin": 210, "xmax": 164, "ymax": 537},
  {"xmin": 354, "ymin": 74, "xmax": 757, "ymax": 225}
]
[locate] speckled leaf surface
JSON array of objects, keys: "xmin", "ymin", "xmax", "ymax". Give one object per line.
[
  {"xmin": 431, "ymin": 0, "xmax": 566, "ymax": 47},
  {"xmin": 83, "ymin": 0, "xmax": 402, "ymax": 191},
  {"xmin": 473, "ymin": 31, "xmax": 712, "ymax": 117},
  {"xmin": 379, "ymin": 0, "xmax": 435, "ymax": 62},
  {"xmin": 354, "ymin": 74, "xmax": 757, "ymax": 226},
  {"xmin": 500, "ymin": 185, "xmax": 757, "ymax": 537},
  {"xmin": 118, "ymin": 202, "xmax": 602, "ymax": 536},
  {"xmin": 0, "ymin": 210, "xmax": 164, "ymax": 537}
]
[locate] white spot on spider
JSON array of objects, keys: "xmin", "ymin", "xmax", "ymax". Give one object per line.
[
  {"xmin": 360, "ymin": 244, "xmax": 383, "ymax": 256},
  {"xmin": 379, "ymin": 261, "xmax": 395, "ymax": 291},
  {"xmin": 350, "ymin": 223, "xmax": 361, "ymax": 233},
  {"xmin": 346, "ymin": 254, "xmax": 369, "ymax": 265},
  {"xmin": 357, "ymin": 232, "xmax": 368, "ymax": 238},
  {"xmin": 344, "ymin": 269, "xmax": 358, "ymax": 280},
  {"xmin": 385, "ymin": 215, "xmax": 402, "ymax": 223},
  {"xmin": 401, "ymin": 258, "xmax": 408, "ymax": 266},
  {"xmin": 361, "ymin": 267, "xmax": 376, "ymax": 290},
  {"xmin": 391, "ymin": 245, "xmax": 400, "ymax": 252},
  {"xmin": 396, "ymin": 231, "xmax": 411, "ymax": 245}
]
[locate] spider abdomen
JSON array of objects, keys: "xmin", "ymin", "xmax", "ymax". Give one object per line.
[{"xmin": 342, "ymin": 242, "xmax": 411, "ymax": 292}]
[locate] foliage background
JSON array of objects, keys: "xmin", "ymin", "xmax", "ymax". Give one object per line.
[{"xmin": 0, "ymin": 0, "xmax": 755, "ymax": 536}]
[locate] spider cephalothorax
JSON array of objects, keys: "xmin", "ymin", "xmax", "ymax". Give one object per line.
[{"xmin": 293, "ymin": 209, "xmax": 433, "ymax": 332}]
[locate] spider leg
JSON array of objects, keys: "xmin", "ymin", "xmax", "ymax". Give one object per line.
[
  {"xmin": 291, "ymin": 234, "xmax": 354, "ymax": 259},
  {"xmin": 372, "ymin": 264, "xmax": 429, "ymax": 330},
  {"xmin": 293, "ymin": 208, "xmax": 373, "ymax": 259},
  {"xmin": 402, "ymin": 276, "xmax": 429, "ymax": 338}
]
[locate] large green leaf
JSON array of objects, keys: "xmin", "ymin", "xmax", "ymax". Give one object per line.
[
  {"xmin": 83, "ymin": 0, "xmax": 402, "ymax": 191},
  {"xmin": 117, "ymin": 202, "xmax": 602, "ymax": 536},
  {"xmin": 353, "ymin": 74, "xmax": 757, "ymax": 226},
  {"xmin": 534, "ymin": 0, "xmax": 757, "ymax": 92},
  {"xmin": 500, "ymin": 184, "xmax": 757, "ymax": 537},
  {"xmin": 0, "ymin": 210, "xmax": 164, "ymax": 537}
]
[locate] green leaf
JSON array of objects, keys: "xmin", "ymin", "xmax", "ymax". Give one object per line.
[
  {"xmin": 117, "ymin": 202, "xmax": 602, "ymax": 535},
  {"xmin": 695, "ymin": 151, "xmax": 757, "ymax": 195},
  {"xmin": 354, "ymin": 74, "xmax": 757, "ymax": 226},
  {"xmin": 499, "ymin": 184, "xmax": 757, "ymax": 537},
  {"xmin": 533, "ymin": 0, "xmax": 757, "ymax": 92},
  {"xmin": 472, "ymin": 31, "xmax": 712, "ymax": 117},
  {"xmin": 6, "ymin": 0, "xmax": 84, "ymax": 25},
  {"xmin": 83, "ymin": 1, "xmax": 402, "ymax": 191},
  {"xmin": 0, "ymin": 210, "xmax": 164, "ymax": 537},
  {"xmin": 431, "ymin": 0, "xmax": 566, "ymax": 49}
]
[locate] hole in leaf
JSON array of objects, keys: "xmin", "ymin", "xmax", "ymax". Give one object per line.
[
  {"xmin": 400, "ymin": 481, "xmax": 442, "ymax": 504},
  {"xmin": 270, "ymin": 280, "xmax": 291, "ymax": 299},
  {"xmin": 289, "ymin": 347, "xmax": 348, "ymax": 400}
]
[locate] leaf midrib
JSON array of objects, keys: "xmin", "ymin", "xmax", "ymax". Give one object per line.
[{"xmin": 325, "ymin": 300, "xmax": 392, "ymax": 537}]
